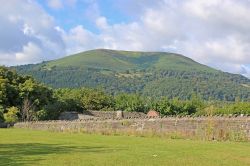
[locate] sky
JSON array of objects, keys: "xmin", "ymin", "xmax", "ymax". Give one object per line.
[{"xmin": 1, "ymin": 0, "xmax": 250, "ymax": 77}]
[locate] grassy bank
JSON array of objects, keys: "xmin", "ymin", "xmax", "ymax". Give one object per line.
[{"xmin": 0, "ymin": 128, "xmax": 249, "ymax": 166}]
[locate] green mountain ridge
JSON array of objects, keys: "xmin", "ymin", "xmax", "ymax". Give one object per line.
[
  {"xmin": 45, "ymin": 49, "xmax": 217, "ymax": 72},
  {"xmin": 13, "ymin": 49, "xmax": 250, "ymax": 101}
]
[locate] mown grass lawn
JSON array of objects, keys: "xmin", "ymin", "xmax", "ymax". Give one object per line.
[{"xmin": 0, "ymin": 128, "xmax": 249, "ymax": 166}]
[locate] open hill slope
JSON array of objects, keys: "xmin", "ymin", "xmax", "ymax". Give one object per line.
[
  {"xmin": 45, "ymin": 49, "xmax": 215, "ymax": 72},
  {"xmin": 14, "ymin": 49, "xmax": 250, "ymax": 101}
]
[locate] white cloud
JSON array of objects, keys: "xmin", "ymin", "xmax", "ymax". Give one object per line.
[
  {"xmin": 0, "ymin": 0, "xmax": 65, "ymax": 66},
  {"xmin": 0, "ymin": 0, "xmax": 250, "ymax": 77},
  {"xmin": 60, "ymin": 25, "xmax": 101, "ymax": 54},
  {"xmin": 95, "ymin": 17, "xmax": 109, "ymax": 30},
  {"xmin": 46, "ymin": 0, "xmax": 77, "ymax": 9},
  {"xmin": 47, "ymin": 0, "xmax": 63, "ymax": 9},
  {"xmin": 15, "ymin": 42, "xmax": 43, "ymax": 64}
]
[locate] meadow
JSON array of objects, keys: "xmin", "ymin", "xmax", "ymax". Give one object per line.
[{"xmin": 0, "ymin": 128, "xmax": 249, "ymax": 166}]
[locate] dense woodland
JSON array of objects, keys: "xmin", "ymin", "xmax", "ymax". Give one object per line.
[
  {"xmin": 1, "ymin": 66, "xmax": 250, "ymax": 123},
  {"xmin": 15, "ymin": 65, "xmax": 250, "ymax": 101}
]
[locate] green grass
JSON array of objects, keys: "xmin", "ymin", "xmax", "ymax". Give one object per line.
[
  {"xmin": 46, "ymin": 49, "xmax": 217, "ymax": 72},
  {"xmin": 0, "ymin": 129, "xmax": 249, "ymax": 166}
]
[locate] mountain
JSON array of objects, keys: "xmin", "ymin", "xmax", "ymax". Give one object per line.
[{"xmin": 13, "ymin": 49, "xmax": 250, "ymax": 101}]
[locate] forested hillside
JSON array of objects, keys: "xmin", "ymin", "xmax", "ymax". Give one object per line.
[
  {"xmin": 1, "ymin": 66, "xmax": 250, "ymax": 123},
  {"xmin": 14, "ymin": 49, "xmax": 250, "ymax": 101}
]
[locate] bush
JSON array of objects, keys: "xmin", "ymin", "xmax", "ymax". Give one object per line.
[{"xmin": 4, "ymin": 107, "xmax": 19, "ymax": 123}]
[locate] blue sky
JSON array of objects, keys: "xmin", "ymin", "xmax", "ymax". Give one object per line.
[
  {"xmin": 0, "ymin": 0, "xmax": 250, "ymax": 77},
  {"xmin": 37, "ymin": 0, "xmax": 132, "ymax": 32}
]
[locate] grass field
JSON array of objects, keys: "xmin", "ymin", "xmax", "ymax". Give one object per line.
[{"xmin": 0, "ymin": 129, "xmax": 250, "ymax": 166}]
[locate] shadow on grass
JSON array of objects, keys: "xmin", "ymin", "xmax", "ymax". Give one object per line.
[{"xmin": 0, "ymin": 143, "xmax": 121, "ymax": 166}]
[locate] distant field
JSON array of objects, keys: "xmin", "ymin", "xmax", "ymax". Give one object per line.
[{"xmin": 0, "ymin": 129, "xmax": 250, "ymax": 166}]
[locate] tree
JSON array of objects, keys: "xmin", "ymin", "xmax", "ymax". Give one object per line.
[
  {"xmin": 115, "ymin": 93, "xmax": 147, "ymax": 112},
  {"xmin": 82, "ymin": 89, "xmax": 114, "ymax": 110},
  {"xmin": 4, "ymin": 107, "xmax": 19, "ymax": 123},
  {"xmin": 0, "ymin": 66, "xmax": 20, "ymax": 107},
  {"xmin": 53, "ymin": 88, "xmax": 83, "ymax": 112},
  {"xmin": 150, "ymin": 97, "xmax": 172, "ymax": 115},
  {"xmin": 0, "ymin": 78, "xmax": 8, "ymax": 106},
  {"xmin": 36, "ymin": 109, "xmax": 48, "ymax": 121},
  {"xmin": 0, "ymin": 105, "xmax": 4, "ymax": 122},
  {"xmin": 0, "ymin": 66, "xmax": 54, "ymax": 121},
  {"xmin": 19, "ymin": 78, "xmax": 53, "ymax": 110},
  {"xmin": 20, "ymin": 98, "xmax": 36, "ymax": 121}
]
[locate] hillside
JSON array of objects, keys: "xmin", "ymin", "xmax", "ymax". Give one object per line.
[
  {"xmin": 45, "ymin": 49, "xmax": 215, "ymax": 72},
  {"xmin": 13, "ymin": 49, "xmax": 250, "ymax": 101}
]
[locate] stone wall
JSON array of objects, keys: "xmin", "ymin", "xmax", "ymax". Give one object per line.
[
  {"xmin": 122, "ymin": 112, "xmax": 147, "ymax": 119},
  {"xmin": 14, "ymin": 117, "xmax": 250, "ymax": 141},
  {"xmin": 59, "ymin": 111, "xmax": 147, "ymax": 120},
  {"xmin": 59, "ymin": 112, "xmax": 79, "ymax": 120},
  {"xmin": 86, "ymin": 111, "xmax": 117, "ymax": 119},
  {"xmin": 88, "ymin": 111, "xmax": 147, "ymax": 119}
]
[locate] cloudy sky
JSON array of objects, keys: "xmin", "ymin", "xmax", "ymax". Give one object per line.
[{"xmin": 1, "ymin": 0, "xmax": 250, "ymax": 77}]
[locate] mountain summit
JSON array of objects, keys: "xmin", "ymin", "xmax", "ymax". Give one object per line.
[{"xmin": 45, "ymin": 49, "xmax": 215, "ymax": 72}]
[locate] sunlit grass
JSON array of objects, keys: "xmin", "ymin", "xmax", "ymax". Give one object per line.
[{"xmin": 0, "ymin": 128, "xmax": 249, "ymax": 166}]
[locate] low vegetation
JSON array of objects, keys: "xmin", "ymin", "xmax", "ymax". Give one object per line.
[
  {"xmin": 0, "ymin": 66, "xmax": 250, "ymax": 123},
  {"xmin": 0, "ymin": 128, "xmax": 249, "ymax": 166}
]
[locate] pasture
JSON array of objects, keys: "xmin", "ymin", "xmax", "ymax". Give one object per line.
[{"xmin": 0, "ymin": 128, "xmax": 249, "ymax": 166}]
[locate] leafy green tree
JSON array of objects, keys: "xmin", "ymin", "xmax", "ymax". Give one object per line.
[
  {"xmin": 150, "ymin": 98, "xmax": 172, "ymax": 115},
  {"xmin": 4, "ymin": 107, "xmax": 19, "ymax": 123},
  {"xmin": 53, "ymin": 88, "xmax": 83, "ymax": 112},
  {"xmin": 36, "ymin": 109, "xmax": 48, "ymax": 120},
  {"xmin": 0, "ymin": 78, "xmax": 8, "ymax": 106},
  {"xmin": 1, "ymin": 67, "xmax": 22, "ymax": 106},
  {"xmin": 19, "ymin": 78, "xmax": 53, "ymax": 110},
  {"xmin": 0, "ymin": 105, "xmax": 4, "ymax": 122},
  {"xmin": 0, "ymin": 66, "xmax": 54, "ymax": 121},
  {"xmin": 82, "ymin": 88, "xmax": 114, "ymax": 110},
  {"xmin": 40, "ymin": 101, "xmax": 64, "ymax": 120},
  {"xmin": 115, "ymin": 93, "xmax": 147, "ymax": 112}
]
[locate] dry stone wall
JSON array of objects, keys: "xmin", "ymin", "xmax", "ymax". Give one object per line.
[
  {"xmin": 59, "ymin": 111, "xmax": 147, "ymax": 120},
  {"xmin": 15, "ymin": 117, "xmax": 250, "ymax": 141}
]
